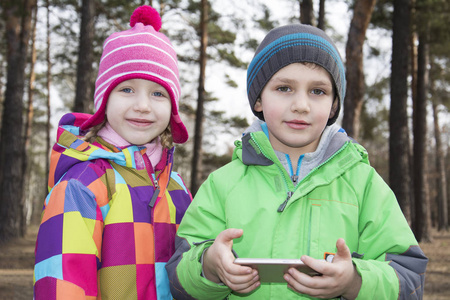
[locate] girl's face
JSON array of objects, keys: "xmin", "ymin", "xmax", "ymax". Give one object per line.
[
  {"xmin": 254, "ymin": 63, "xmax": 337, "ymax": 158},
  {"xmin": 106, "ymin": 78, "xmax": 172, "ymax": 146}
]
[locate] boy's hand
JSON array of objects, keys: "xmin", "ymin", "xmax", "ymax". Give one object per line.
[
  {"xmin": 283, "ymin": 238, "xmax": 361, "ymax": 299},
  {"xmin": 203, "ymin": 228, "xmax": 260, "ymax": 293}
]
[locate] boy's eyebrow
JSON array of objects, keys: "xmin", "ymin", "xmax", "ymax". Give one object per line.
[
  {"xmin": 310, "ymin": 80, "xmax": 333, "ymax": 87},
  {"xmin": 270, "ymin": 76, "xmax": 332, "ymax": 87},
  {"xmin": 269, "ymin": 77, "xmax": 297, "ymax": 85}
]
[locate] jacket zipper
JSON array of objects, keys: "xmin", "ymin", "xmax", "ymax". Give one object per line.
[
  {"xmin": 250, "ymin": 133, "xmax": 351, "ymax": 212},
  {"xmin": 250, "ymin": 134, "xmax": 293, "ymax": 212},
  {"xmin": 142, "ymin": 153, "xmax": 159, "ymax": 209},
  {"xmin": 149, "ymin": 178, "xmax": 160, "ymax": 208}
]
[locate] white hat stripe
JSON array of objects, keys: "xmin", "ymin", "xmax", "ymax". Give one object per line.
[
  {"xmin": 101, "ymin": 43, "xmax": 177, "ymax": 66},
  {"xmin": 96, "ymin": 59, "xmax": 179, "ymax": 85},
  {"xmin": 94, "ymin": 70, "xmax": 180, "ymax": 107},
  {"xmin": 104, "ymin": 31, "xmax": 174, "ymax": 52}
]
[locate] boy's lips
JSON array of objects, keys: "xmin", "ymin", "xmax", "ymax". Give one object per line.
[{"xmin": 285, "ymin": 120, "xmax": 310, "ymax": 129}]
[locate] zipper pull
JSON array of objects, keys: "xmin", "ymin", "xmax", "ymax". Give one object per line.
[
  {"xmin": 149, "ymin": 187, "xmax": 160, "ymax": 208},
  {"xmin": 277, "ymin": 191, "xmax": 293, "ymax": 212},
  {"xmin": 149, "ymin": 178, "xmax": 160, "ymax": 208},
  {"xmin": 291, "ymin": 175, "xmax": 298, "ymax": 184}
]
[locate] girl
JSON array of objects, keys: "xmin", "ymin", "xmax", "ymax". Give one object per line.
[{"xmin": 34, "ymin": 5, "xmax": 192, "ymax": 299}]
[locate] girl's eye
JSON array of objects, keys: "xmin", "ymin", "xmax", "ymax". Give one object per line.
[
  {"xmin": 311, "ymin": 88, "xmax": 325, "ymax": 95},
  {"xmin": 153, "ymin": 91, "xmax": 169, "ymax": 98},
  {"xmin": 277, "ymin": 86, "xmax": 291, "ymax": 92},
  {"xmin": 120, "ymin": 87, "xmax": 133, "ymax": 93}
]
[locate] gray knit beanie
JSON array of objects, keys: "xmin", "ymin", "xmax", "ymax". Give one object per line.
[{"xmin": 247, "ymin": 24, "xmax": 346, "ymax": 125}]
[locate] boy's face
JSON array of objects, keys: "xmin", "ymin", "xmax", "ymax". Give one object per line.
[
  {"xmin": 106, "ymin": 78, "xmax": 172, "ymax": 146},
  {"xmin": 254, "ymin": 63, "xmax": 337, "ymax": 157}
]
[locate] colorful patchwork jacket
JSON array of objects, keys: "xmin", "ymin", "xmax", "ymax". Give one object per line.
[{"xmin": 34, "ymin": 113, "xmax": 192, "ymax": 299}]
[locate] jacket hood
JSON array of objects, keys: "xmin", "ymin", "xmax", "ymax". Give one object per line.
[
  {"xmin": 49, "ymin": 113, "xmax": 172, "ymax": 189},
  {"xmin": 235, "ymin": 119, "xmax": 361, "ymax": 170}
]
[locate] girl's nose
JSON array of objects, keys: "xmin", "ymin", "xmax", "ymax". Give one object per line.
[{"xmin": 134, "ymin": 94, "xmax": 152, "ymax": 112}]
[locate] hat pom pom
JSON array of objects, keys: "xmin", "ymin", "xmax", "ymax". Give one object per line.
[{"xmin": 129, "ymin": 5, "xmax": 162, "ymax": 32}]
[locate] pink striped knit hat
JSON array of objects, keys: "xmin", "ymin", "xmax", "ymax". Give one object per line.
[{"xmin": 81, "ymin": 5, "xmax": 188, "ymax": 144}]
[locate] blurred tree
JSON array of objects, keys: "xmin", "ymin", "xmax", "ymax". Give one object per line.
[
  {"xmin": 413, "ymin": 13, "xmax": 431, "ymax": 242},
  {"xmin": 45, "ymin": 0, "xmax": 52, "ymax": 197},
  {"xmin": 254, "ymin": 3, "xmax": 278, "ymax": 32},
  {"xmin": 411, "ymin": 0, "xmax": 450, "ymax": 239},
  {"xmin": 300, "ymin": 0, "xmax": 314, "ymax": 25},
  {"xmin": 431, "ymin": 100, "xmax": 448, "ymax": 231},
  {"xmin": 190, "ymin": 0, "xmax": 208, "ymax": 194},
  {"xmin": 0, "ymin": 6, "xmax": 5, "ymax": 121},
  {"xmin": 342, "ymin": 0, "xmax": 376, "ymax": 139},
  {"xmin": 22, "ymin": 4, "xmax": 38, "ymax": 233},
  {"xmin": 0, "ymin": 0, "xmax": 37, "ymax": 243},
  {"xmin": 389, "ymin": 0, "xmax": 412, "ymax": 223},
  {"xmin": 73, "ymin": 0, "xmax": 96, "ymax": 113},
  {"xmin": 424, "ymin": 0, "xmax": 449, "ymax": 231},
  {"xmin": 317, "ymin": 0, "xmax": 325, "ymax": 29}
]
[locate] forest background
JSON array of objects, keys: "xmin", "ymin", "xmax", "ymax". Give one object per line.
[{"xmin": 0, "ymin": 0, "xmax": 449, "ymax": 253}]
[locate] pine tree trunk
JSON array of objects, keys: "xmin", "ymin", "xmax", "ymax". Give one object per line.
[
  {"xmin": 22, "ymin": 5, "xmax": 38, "ymax": 234},
  {"xmin": 46, "ymin": 0, "xmax": 52, "ymax": 189},
  {"xmin": 317, "ymin": 0, "xmax": 325, "ymax": 30},
  {"xmin": 0, "ymin": 0, "xmax": 37, "ymax": 243},
  {"xmin": 409, "ymin": 25, "xmax": 418, "ymax": 226},
  {"xmin": 342, "ymin": 0, "xmax": 376, "ymax": 139},
  {"xmin": 73, "ymin": 0, "xmax": 95, "ymax": 113},
  {"xmin": 432, "ymin": 102, "xmax": 448, "ymax": 231},
  {"xmin": 300, "ymin": 0, "xmax": 314, "ymax": 25},
  {"xmin": 389, "ymin": 0, "xmax": 411, "ymax": 223},
  {"xmin": 412, "ymin": 25, "xmax": 432, "ymax": 242},
  {"xmin": 190, "ymin": 0, "xmax": 208, "ymax": 195}
]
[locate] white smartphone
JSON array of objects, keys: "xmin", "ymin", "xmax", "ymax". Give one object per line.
[{"xmin": 234, "ymin": 258, "xmax": 321, "ymax": 283}]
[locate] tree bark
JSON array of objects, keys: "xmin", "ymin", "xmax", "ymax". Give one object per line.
[
  {"xmin": 342, "ymin": 0, "xmax": 376, "ymax": 139},
  {"xmin": 300, "ymin": 0, "xmax": 314, "ymax": 25},
  {"xmin": 73, "ymin": 0, "xmax": 96, "ymax": 113},
  {"xmin": 431, "ymin": 102, "xmax": 448, "ymax": 231},
  {"xmin": 412, "ymin": 25, "xmax": 432, "ymax": 242},
  {"xmin": 389, "ymin": 0, "xmax": 411, "ymax": 223},
  {"xmin": 409, "ymin": 26, "xmax": 418, "ymax": 226},
  {"xmin": 317, "ymin": 0, "xmax": 325, "ymax": 30},
  {"xmin": 46, "ymin": 0, "xmax": 52, "ymax": 190},
  {"xmin": 22, "ymin": 4, "xmax": 38, "ymax": 234},
  {"xmin": 190, "ymin": 0, "xmax": 208, "ymax": 195},
  {"xmin": 0, "ymin": 0, "xmax": 37, "ymax": 243}
]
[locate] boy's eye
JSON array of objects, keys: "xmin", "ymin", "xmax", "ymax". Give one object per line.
[
  {"xmin": 277, "ymin": 86, "xmax": 291, "ymax": 92},
  {"xmin": 311, "ymin": 88, "xmax": 325, "ymax": 95}
]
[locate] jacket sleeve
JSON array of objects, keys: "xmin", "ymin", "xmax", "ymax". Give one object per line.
[
  {"xmin": 166, "ymin": 172, "xmax": 233, "ymax": 300},
  {"xmin": 353, "ymin": 167, "xmax": 428, "ymax": 300},
  {"xmin": 34, "ymin": 177, "xmax": 103, "ymax": 300}
]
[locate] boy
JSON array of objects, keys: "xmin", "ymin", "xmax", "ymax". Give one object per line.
[{"xmin": 166, "ymin": 24, "xmax": 427, "ymax": 299}]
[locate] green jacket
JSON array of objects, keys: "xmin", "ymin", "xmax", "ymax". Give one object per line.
[{"xmin": 167, "ymin": 127, "xmax": 427, "ymax": 299}]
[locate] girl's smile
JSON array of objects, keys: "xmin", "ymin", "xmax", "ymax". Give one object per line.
[{"xmin": 106, "ymin": 78, "xmax": 172, "ymax": 146}]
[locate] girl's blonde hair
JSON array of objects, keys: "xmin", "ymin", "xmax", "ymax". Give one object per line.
[{"xmin": 83, "ymin": 119, "xmax": 173, "ymax": 149}]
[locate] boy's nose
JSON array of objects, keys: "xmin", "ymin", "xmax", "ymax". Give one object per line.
[{"xmin": 291, "ymin": 93, "xmax": 310, "ymax": 113}]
